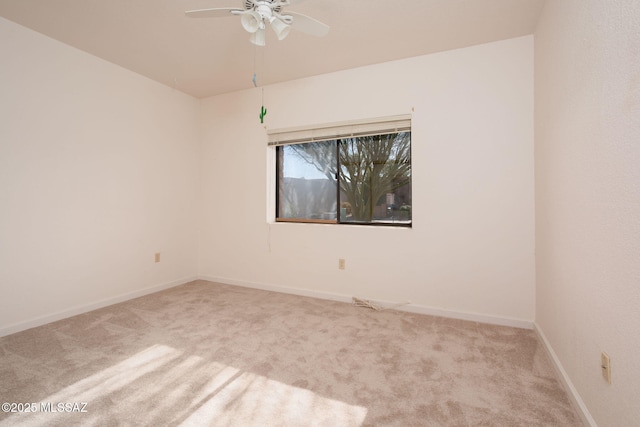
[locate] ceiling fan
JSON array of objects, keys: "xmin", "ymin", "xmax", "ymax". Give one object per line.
[{"xmin": 185, "ymin": 0, "xmax": 330, "ymax": 46}]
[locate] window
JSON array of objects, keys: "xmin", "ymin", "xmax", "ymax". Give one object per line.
[{"xmin": 270, "ymin": 116, "xmax": 412, "ymax": 226}]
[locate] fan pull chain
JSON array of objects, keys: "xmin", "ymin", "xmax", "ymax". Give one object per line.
[
  {"xmin": 252, "ymin": 41, "xmax": 266, "ymax": 124},
  {"xmin": 252, "ymin": 43, "xmax": 258, "ymax": 87}
]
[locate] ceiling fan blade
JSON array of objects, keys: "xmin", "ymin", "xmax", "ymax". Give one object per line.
[
  {"xmin": 185, "ymin": 8, "xmax": 242, "ymax": 18},
  {"xmin": 287, "ymin": 11, "xmax": 330, "ymax": 37}
]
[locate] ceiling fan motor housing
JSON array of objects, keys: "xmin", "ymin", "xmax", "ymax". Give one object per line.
[{"xmin": 244, "ymin": 0, "xmax": 283, "ymax": 14}]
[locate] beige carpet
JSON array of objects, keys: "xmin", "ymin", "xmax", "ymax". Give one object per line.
[{"xmin": 0, "ymin": 280, "xmax": 582, "ymax": 426}]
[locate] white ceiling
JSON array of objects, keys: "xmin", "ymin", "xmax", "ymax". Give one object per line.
[{"xmin": 0, "ymin": 0, "xmax": 545, "ymax": 99}]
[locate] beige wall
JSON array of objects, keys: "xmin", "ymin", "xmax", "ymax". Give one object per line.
[
  {"xmin": 199, "ymin": 36, "xmax": 536, "ymax": 325},
  {"xmin": 0, "ymin": 18, "xmax": 201, "ymax": 333},
  {"xmin": 534, "ymin": 1, "xmax": 640, "ymax": 425}
]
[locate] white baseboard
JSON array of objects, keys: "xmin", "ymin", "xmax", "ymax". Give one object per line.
[
  {"xmin": 199, "ymin": 275, "xmax": 534, "ymax": 330},
  {"xmin": 0, "ymin": 276, "xmax": 197, "ymax": 337},
  {"xmin": 198, "ymin": 274, "xmax": 356, "ymax": 303},
  {"xmin": 534, "ymin": 323, "xmax": 597, "ymax": 427},
  {"xmin": 399, "ymin": 302, "xmax": 533, "ymax": 329}
]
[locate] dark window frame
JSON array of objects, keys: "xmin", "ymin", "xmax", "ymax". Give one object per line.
[{"xmin": 275, "ymin": 132, "xmax": 412, "ymax": 227}]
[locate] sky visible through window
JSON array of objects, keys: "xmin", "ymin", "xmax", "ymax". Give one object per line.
[{"xmin": 283, "ymin": 148, "xmax": 327, "ymax": 180}]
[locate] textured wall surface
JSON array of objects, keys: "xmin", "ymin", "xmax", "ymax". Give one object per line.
[{"xmin": 534, "ymin": 1, "xmax": 640, "ymax": 425}]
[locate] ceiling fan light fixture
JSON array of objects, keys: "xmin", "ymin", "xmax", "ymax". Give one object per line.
[
  {"xmin": 185, "ymin": 2, "xmax": 330, "ymax": 46},
  {"xmin": 249, "ymin": 28, "xmax": 266, "ymax": 46},
  {"xmin": 270, "ymin": 17, "xmax": 290, "ymax": 40},
  {"xmin": 240, "ymin": 10, "xmax": 262, "ymax": 33}
]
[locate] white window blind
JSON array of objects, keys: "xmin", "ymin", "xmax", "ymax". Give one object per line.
[{"xmin": 267, "ymin": 114, "xmax": 411, "ymax": 146}]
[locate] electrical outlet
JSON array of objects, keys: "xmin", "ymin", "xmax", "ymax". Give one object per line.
[
  {"xmin": 601, "ymin": 352, "xmax": 611, "ymax": 384},
  {"xmin": 155, "ymin": 252, "xmax": 161, "ymax": 263},
  {"xmin": 338, "ymin": 259, "xmax": 346, "ymax": 270}
]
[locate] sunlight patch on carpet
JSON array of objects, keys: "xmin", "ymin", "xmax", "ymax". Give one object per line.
[
  {"xmin": 181, "ymin": 371, "xmax": 368, "ymax": 427},
  {"xmin": 0, "ymin": 344, "xmax": 367, "ymax": 427}
]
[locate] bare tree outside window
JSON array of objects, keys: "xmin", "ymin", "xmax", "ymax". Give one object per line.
[
  {"xmin": 277, "ymin": 131, "xmax": 411, "ymax": 226},
  {"xmin": 339, "ymin": 132, "xmax": 411, "ymax": 222}
]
